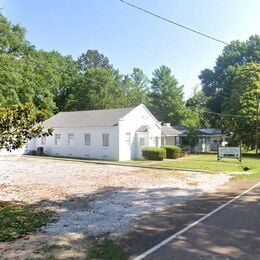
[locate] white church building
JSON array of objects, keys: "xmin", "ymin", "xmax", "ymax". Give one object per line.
[{"xmin": 26, "ymin": 104, "xmax": 161, "ymax": 161}]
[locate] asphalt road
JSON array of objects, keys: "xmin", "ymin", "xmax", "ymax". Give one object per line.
[{"xmin": 145, "ymin": 183, "xmax": 260, "ymax": 260}]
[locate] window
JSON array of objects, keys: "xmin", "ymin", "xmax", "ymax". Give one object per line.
[
  {"xmin": 140, "ymin": 138, "xmax": 145, "ymax": 146},
  {"xmin": 41, "ymin": 136, "xmax": 46, "ymax": 145},
  {"xmin": 85, "ymin": 133, "xmax": 91, "ymax": 146},
  {"xmin": 67, "ymin": 134, "xmax": 74, "ymax": 146},
  {"xmin": 54, "ymin": 134, "xmax": 61, "ymax": 145},
  {"xmin": 125, "ymin": 133, "xmax": 131, "ymax": 146},
  {"xmin": 175, "ymin": 137, "xmax": 180, "ymax": 146},
  {"xmin": 155, "ymin": 136, "xmax": 159, "ymax": 147},
  {"xmin": 102, "ymin": 133, "xmax": 109, "ymax": 147}
]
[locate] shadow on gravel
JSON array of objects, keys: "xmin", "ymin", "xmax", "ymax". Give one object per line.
[
  {"xmin": 41, "ymin": 186, "xmax": 204, "ymax": 237},
  {"xmin": 0, "ymin": 185, "xmax": 204, "ymax": 259}
]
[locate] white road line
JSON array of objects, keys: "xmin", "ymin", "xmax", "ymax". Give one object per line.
[{"xmin": 134, "ymin": 182, "xmax": 260, "ymax": 260}]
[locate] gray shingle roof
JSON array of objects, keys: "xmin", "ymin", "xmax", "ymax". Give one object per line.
[
  {"xmin": 162, "ymin": 125, "xmax": 190, "ymax": 136},
  {"xmin": 198, "ymin": 128, "xmax": 222, "ymax": 135},
  {"xmin": 43, "ymin": 107, "xmax": 134, "ymax": 128}
]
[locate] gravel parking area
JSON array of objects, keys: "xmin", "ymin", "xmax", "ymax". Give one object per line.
[{"xmin": 0, "ymin": 155, "xmax": 230, "ymax": 238}]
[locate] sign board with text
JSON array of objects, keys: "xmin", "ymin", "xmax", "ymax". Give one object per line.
[{"xmin": 217, "ymin": 146, "xmax": 241, "ymax": 162}]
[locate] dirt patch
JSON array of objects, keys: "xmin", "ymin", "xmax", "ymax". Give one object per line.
[{"xmin": 0, "ymin": 232, "xmax": 88, "ymax": 259}]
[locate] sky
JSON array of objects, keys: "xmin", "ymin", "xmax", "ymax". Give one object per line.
[{"xmin": 1, "ymin": 0, "xmax": 259, "ymax": 99}]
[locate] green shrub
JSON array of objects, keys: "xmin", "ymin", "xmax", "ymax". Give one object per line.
[
  {"xmin": 142, "ymin": 147, "xmax": 166, "ymax": 161},
  {"xmin": 0, "ymin": 202, "xmax": 54, "ymax": 242},
  {"xmin": 161, "ymin": 145, "xmax": 181, "ymax": 159}
]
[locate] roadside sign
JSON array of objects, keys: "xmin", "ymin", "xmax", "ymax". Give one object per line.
[{"xmin": 217, "ymin": 146, "xmax": 241, "ymax": 162}]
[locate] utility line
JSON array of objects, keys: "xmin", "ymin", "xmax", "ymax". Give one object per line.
[
  {"xmin": 199, "ymin": 110, "xmax": 252, "ymax": 118},
  {"xmin": 119, "ymin": 0, "xmax": 229, "ymax": 45}
]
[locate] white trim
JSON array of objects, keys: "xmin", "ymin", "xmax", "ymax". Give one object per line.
[
  {"xmin": 67, "ymin": 133, "xmax": 75, "ymax": 147},
  {"xmin": 121, "ymin": 104, "xmax": 161, "ymax": 125},
  {"xmin": 54, "ymin": 133, "xmax": 61, "ymax": 146},
  {"xmin": 134, "ymin": 182, "xmax": 260, "ymax": 260},
  {"xmin": 84, "ymin": 133, "xmax": 91, "ymax": 147},
  {"xmin": 102, "ymin": 133, "xmax": 109, "ymax": 147}
]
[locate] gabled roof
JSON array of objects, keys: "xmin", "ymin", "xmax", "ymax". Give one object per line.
[
  {"xmin": 161, "ymin": 124, "xmax": 225, "ymax": 137},
  {"xmin": 43, "ymin": 107, "xmax": 134, "ymax": 128},
  {"xmin": 136, "ymin": 125, "xmax": 149, "ymax": 132},
  {"xmin": 198, "ymin": 128, "xmax": 222, "ymax": 135},
  {"xmin": 162, "ymin": 125, "xmax": 190, "ymax": 136}
]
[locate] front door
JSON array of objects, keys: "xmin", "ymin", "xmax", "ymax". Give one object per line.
[{"xmin": 136, "ymin": 132, "xmax": 148, "ymax": 159}]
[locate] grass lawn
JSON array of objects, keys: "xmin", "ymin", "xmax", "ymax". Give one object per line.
[
  {"xmin": 125, "ymin": 154, "xmax": 260, "ymax": 180},
  {"xmin": 87, "ymin": 240, "xmax": 127, "ymax": 260},
  {"xmin": 0, "ymin": 202, "xmax": 53, "ymax": 242}
]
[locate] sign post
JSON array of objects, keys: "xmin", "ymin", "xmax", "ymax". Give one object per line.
[{"xmin": 217, "ymin": 146, "xmax": 241, "ymax": 162}]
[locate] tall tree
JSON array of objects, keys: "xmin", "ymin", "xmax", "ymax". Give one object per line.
[
  {"xmin": 149, "ymin": 65, "xmax": 186, "ymax": 125},
  {"xmin": 221, "ymin": 63, "xmax": 260, "ymax": 150},
  {"xmin": 34, "ymin": 50, "xmax": 78, "ymax": 113},
  {"xmin": 120, "ymin": 68, "xmax": 150, "ymax": 107},
  {"xmin": 0, "ymin": 14, "xmax": 78, "ymax": 116},
  {"xmin": 185, "ymin": 87, "xmax": 210, "ymax": 128},
  {"xmin": 199, "ymin": 35, "xmax": 260, "ymax": 127},
  {"xmin": 66, "ymin": 68, "xmax": 123, "ymax": 111},
  {"xmin": 77, "ymin": 49, "xmax": 112, "ymax": 71},
  {"xmin": 0, "ymin": 14, "xmax": 33, "ymax": 57},
  {"xmin": 0, "ymin": 14, "xmax": 34, "ymax": 107}
]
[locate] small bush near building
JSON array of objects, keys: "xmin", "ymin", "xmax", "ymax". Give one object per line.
[
  {"xmin": 161, "ymin": 145, "xmax": 181, "ymax": 159},
  {"xmin": 142, "ymin": 147, "xmax": 166, "ymax": 160}
]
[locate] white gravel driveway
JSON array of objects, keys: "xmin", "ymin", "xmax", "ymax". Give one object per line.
[{"xmin": 0, "ymin": 156, "xmax": 230, "ymax": 237}]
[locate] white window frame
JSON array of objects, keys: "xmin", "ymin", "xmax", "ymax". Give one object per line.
[
  {"xmin": 155, "ymin": 136, "xmax": 159, "ymax": 147},
  {"xmin": 102, "ymin": 133, "xmax": 109, "ymax": 147},
  {"xmin": 125, "ymin": 133, "xmax": 131, "ymax": 146},
  {"xmin": 84, "ymin": 133, "xmax": 91, "ymax": 146},
  {"xmin": 67, "ymin": 133, "xmax": 74, "ymax": 146},
  {"xmin": 41, "ymin": 136, "xmax": 47, "ymax": 145},
  {"xmin": 140, "ymin": 137, "xmax": 145, "ymax": 146},
  {"xmin": 54, "ymin": 134, "xmax": 61, "ymax": 146}
]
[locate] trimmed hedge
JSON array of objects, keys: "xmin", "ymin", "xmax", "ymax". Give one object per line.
[
  {"xmin": 161, "ymin": 145, "xmax": 181, "ymax": 159},
  {"xmin": 142, "ymin": 147, "xmax": 166, "ymax": 161}
]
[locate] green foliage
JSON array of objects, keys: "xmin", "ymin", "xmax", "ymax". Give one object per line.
[
  {"xmin": 0, "ymin": 14, "xmax": 78, "ymax": 115},
  {"xmin": 77, "ymin": 49, "xmax": 112, "ymax": 71},
  {"xmin": 67, "ymin": 68, "xmax": 123, "ymax": 111},
  {"xmin": 221, "ymin": 63, "xmax": 260, "ymax": 148},
  {"xmin": 31, "ymin": 50, "xmax": 77, "ymax": 114},
  {"xmin": 0, "ymin": 14, "xmax": 33, "ymax": 56},
  {"xmin": 199, "ymin": 35, "xmax": 260, "ymax": 128},
  {"xmin": 0, "ymin": 103, "xmax": 53, "ymax": 151},
  {"xmin": 142, "ymin": 147, "xmax": 166, "ymax": 160},
  {"xmin": 161, "ymin": 145, "xmax": 181, "ymax": 159},
  {"xmin": 182, "ymin": 128, "xmax": 200, "ymax": 149},
  {"xmin": 120, "ymin": 68, "xmax": 150, "ymax": 107},
  {"xmin": 185, "ymin": 87, "xmax": 210, "ymax": 128},
  {"xmin": 149, "ymin": 65, "xmax": 186, "ymax": 125},
  {"xmin": 0, "ymin": 202, "xmax": 53, "ymax": 242},
  {"xmin": 181, "ymin": 108, "xmax": 201, "ymax": 129},
  {"xmin": 0, "ymin": 13, "xmax": 188, "ymax": 122},
  {"xmin": 88, "ymin": 240, "xmax": 127, "ymax": 260}
]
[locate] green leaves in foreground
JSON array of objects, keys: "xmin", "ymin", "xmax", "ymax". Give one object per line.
[
  {"xmin": 0, "ymin": 202, "xmax": 53, "ymax": 242},
  {"xmin": 0, "ymin": 103, "xmax": 53, "ymax": 151}
]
